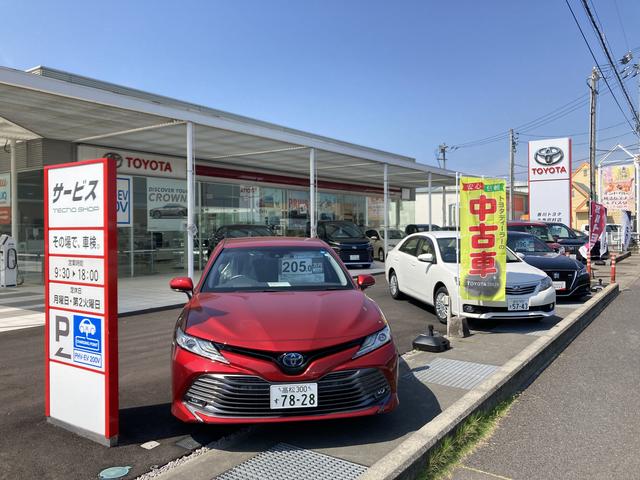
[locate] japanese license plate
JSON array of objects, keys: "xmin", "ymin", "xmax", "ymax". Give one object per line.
[
  {"xmin": 507, "ymin": 298, "xmax": 529, "ymax": 311},
  {"xmin": 552, "ymin": 281, "xmax": 566, "ymax": 290},
  {"xmin": 349, "ymin": 254, "xmax": 360, "ymax": 261},
  {"xmin": 270, "ymin": 383, "xmax": 318, "ymax": 409}
]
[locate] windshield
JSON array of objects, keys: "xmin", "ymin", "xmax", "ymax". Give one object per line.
[
  {"xmin": 548, "ymin": 224, "xmax": 573, "ymax": 239},
  {"xmin": 324, "ymin": 222, "xmax": 364, "ymax": 240},
  {"xmin": 225, "ymin": 226, "xmax": 272, "ymax": 238},
  {"xmin": 510, "ymin": 225, "xmax": 553, "ymax": 242},
  {"xmin": 201, "ymin": 247, "xmax": 351, "ymax": 292},
  {"xmin": 508, "ymin": 235, "xmax": 553, "ymax": 253},
  {"xmin": 437, "ymin": 237, "xmax": 519, "ymax": 263},
  {"xmin": 381, "ymin": 229, "xmax": 405, "ymax": 240}
]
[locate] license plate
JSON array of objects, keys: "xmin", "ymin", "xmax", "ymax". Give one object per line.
[
  {"xmin": 270, "ymin": 383, "xmax": 318, "ymax": 409},
  {"xmin": 349, "ymin": 254, "xmax": 360, "ymax": 261},
  {"xmin": 552, "ymin": 281, "xmax": 566, "ymax": 290},
  {"xmin": 507, "ymin": 298, "xmax": 529, "ymax": 311}
]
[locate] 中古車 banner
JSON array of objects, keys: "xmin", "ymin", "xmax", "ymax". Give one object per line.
[{"xmin": 460, "ymin": 177, "xmax": 507, "ymax": 302}]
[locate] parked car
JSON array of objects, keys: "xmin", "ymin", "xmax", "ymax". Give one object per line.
[
  {"xmin": 313, "ymin": 221, "xmax": 373, "ymax": 268},
  {"xmin": 405, "ymin": 224, "xmax": 441, "ymax": 235},
  {"xmin": 169, "ymin": 237, "xmax": 398, "ymax": 423},
  {"xmin": 507, "ymin": 221, "xmax": 564, "ymax": 253},
  {"xmin": 205, "ymin": 224, "xmax": 274, "ymax": 258},
  {"xmin": 149, "ymin": 203, "xmax": 187, "ymax": 219},
  {"xmin": 543, "ymin": 222, "xmax": 587, "ymax": 255},
  {"xmin": 507, "ymin": 231, "xmax": 590, "ymax": 298},
  {"xmin": 385, "ymin": 232, "xmax": 556, "ymax": 323},
  {"xmin": 365, "ymin": 227, "xmax": 406, "ymax": 262}
]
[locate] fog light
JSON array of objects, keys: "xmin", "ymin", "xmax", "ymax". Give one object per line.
[{"xmin": 463, "ymin": 304, "xmax": 475, "ymax": 313}]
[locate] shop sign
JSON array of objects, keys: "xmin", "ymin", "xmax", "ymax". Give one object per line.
[
  {"xmin": 0, "ymin": 173, "xmax": 10, "ymax": 225},
  {"xmin": 460, "ymin": 177, "xmax": 507, "ymax": 302},
  {"xmin": 45, "ymin": 158, "xmax": 118, "ymax": 446},
  {"xmin": 601, "ymin": 164, "xmax": 635, "ymax": 213},
  {"xmin": 117, "ymin": 176, "xmax": 132, "ymax": 226},
  {"xmin": 77, "ymin": 145, "xmax": 187, "ymax": 179},
  {"xmin": 147, "ymin": 178, "xmax": 188, "ymax": 232},
  {"xmin": 528, "ymin": 138, "xmax": 572, "ymax": 225}
]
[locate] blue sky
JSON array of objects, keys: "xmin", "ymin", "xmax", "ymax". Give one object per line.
[{"xmin": 1, "ymin": 0, "xmax": 639, "ymax": 179}]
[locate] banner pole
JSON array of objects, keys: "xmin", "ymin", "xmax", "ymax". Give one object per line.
[{"xmin": 456, "ymin": 172, "xmax": 461, "ymax": 322}]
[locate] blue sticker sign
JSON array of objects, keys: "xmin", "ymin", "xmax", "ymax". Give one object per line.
[{"xmin": 73, "ymin": 314, "xmax": 103, "ymax": 368}]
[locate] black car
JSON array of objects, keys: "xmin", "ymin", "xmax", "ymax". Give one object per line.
[
  {"xmin": 314, "ymin": 221, "xmax": 373, "ymax": 268},
  {"xmin": 205, "ymin": 224, "xmax": 274, "ymax": 258},
  {"xmin": 507, "ymin": 231, "xmax": 590, "ymax": 298},
  {"xmin": 545, "ymin": 222, "xmax": 587, "ymax": 255},
  {"xmin": 405, "ymin": 224, "xmax": 441, "ymax": 235}
]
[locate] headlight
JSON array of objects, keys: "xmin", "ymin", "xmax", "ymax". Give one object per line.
[
  {"xmin": 539, "ymin": 276, "xmax": 553, "ymax": 291},
  {"xmin": 353, "ymin": 325, "xmax": 391, "ymax": 359},
  {"xmin": 175, "ymin": 327, "xmax": 228, "ymax": 364}
]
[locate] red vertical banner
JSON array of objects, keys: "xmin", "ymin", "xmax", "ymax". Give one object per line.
[{"xmin": 44, "ymin": 158, "xmax": 118, "ymax": 446}]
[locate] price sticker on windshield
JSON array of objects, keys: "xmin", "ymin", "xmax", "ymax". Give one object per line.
[{"xmin": 279, "ymin": 254, "xmax": 324, "ymax": 283}]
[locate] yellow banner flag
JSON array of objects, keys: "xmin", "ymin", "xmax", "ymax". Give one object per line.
[{"xmin": 459, "ymin": 177, "xmax": 507, "ymax": 301}]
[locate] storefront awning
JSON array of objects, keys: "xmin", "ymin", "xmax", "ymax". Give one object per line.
[{"xmin": 0, "ymin": 66, "xmax": 456, "ymax": 190}]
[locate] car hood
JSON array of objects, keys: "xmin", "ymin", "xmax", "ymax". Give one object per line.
[
  {"xmin": 441, "ymin": 259, "xmax": 546, "ymax": 285},
  {"xmin": 522, "ymin": 253, "xmax": 581, "ymax": 270},
  {"xmin": 327, "ymin": 238, "xmax": 370, "ymax": 246},
  {"xmin": 558, "ymin": 238, "xmax": 586, "ymax": 246},
  {"xmin": 184, "ymin": 290, "xmax": 386, "ymax": 351}
]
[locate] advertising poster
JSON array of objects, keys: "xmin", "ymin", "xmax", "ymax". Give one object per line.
[
  {"xmin": 460, "ymin": 177, "xmax": 507, "ymax": 302},
  {"xmin": 528, "ymin": 138, "xmax": 572, "ymax": 226},
  {"xmin": 0, "ymin": 173, "xmax": 9, "ymax": 225},
  {"xmin": 601, "ymin": 164, "xmax": 635, "ymax": 213},
  {"xmin": 116, "ymin": 176, "xmax": 132, "ymax": 227},
  {"xmin": 147, "ymin": 178, "xmax": 188, "ymax": 232},
  {"xmin": 288, "ymin": 191, "xmax": 309, "ymax": 232},
  {"xmin": 239, "ymin": 185, "xmax": 261, "ymax": 223}
]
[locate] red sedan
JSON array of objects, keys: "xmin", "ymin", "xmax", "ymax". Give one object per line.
[{"xmin": 169, "ymin": 237, "xmax": 399, "ymax": 424}]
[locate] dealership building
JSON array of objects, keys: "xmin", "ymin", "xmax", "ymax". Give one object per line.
[{"xmin": 0, "ymin": 66, "xmax": 456, "ymax": 284}]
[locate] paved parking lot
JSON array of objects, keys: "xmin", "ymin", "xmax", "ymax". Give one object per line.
[{"xmin": 0, "ymin": 265, "xmax": 610, "ymax": 479}]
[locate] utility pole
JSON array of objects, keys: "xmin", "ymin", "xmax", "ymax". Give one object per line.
[
  {"xmin": 438, "ymin": 143, "xmax": 448, "ymax": 170},
  {"xmin": 588, "ymin": 67, "xmax": 599, "ymax": 204},
  {"xmin": 508, "ymin": 129, "xmax": 516, "ymax": 220}
]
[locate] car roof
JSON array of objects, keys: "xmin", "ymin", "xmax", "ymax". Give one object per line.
[
  {"xmin": 507, "ymin": 230, "xmax": 535, "ymax": 237},
  {"xmin": 405, "ymin": 231, "xmax": 456, "ymax": 239},
  {"xmin": 219, "ymin": 224, "xmax": 272, "ymax": 229},
  {"xmin": 508, "ymin": 221, "xmax": 547, "ymax": 226},
  {"xmin": 222, "ymin": 237, "xmax": 327, "ymax": 248}
]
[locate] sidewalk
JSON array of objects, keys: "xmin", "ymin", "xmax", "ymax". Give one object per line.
[{"xmin": 0, "ymin": 261, "xmax": 385, "ymax": 332}]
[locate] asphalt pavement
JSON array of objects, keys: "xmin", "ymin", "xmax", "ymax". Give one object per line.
[{"xmin": 451, "ymin": 278, "xmax": 640, "ymax": 480}]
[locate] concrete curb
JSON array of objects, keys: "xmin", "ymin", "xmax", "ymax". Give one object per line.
[{"xmin": 359, "ymin": 283, "xmax": 620, "ymax": 480}]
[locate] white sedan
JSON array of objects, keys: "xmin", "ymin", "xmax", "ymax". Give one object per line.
[{"xmin": 385, "ymin": 232, "xmax": 556, "ymax": 323}]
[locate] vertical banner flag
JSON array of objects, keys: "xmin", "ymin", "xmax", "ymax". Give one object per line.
[
  {"xmin": 621, "ymin": 210, "xmax": 632, "ymax": 251},
  {"xmin": 588, "ymin": 201, "xmax": 607, "ymax": 248},
  {"xmin": 460, "ymin": 177, "xmax": 507, "ymax": 301}
]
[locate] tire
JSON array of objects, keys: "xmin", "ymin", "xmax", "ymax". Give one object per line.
[
  {"xmin": 152, "ymin": 211, "xmax": 161, "ymax": 219},
  {"xmin": 388, "ymin": 271, "xmax": 404, "ymax": 300},
  {"xmin": 434, "ymin": 286, "xmax": 450, "ymax": 324},
  {"xmin": 378, "ymin": 248, "xmax": 385, "ymax": 262}
]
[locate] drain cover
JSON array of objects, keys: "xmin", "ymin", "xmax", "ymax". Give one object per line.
[
  {"xmin": 215, "ymin": 443, "xmax": 367, "ymax": 480},
  {"xmin": 406, "ymin": 358, "xmax": 498, "ymax": 390}
]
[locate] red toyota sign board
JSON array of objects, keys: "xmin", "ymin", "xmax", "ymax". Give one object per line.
[{"xmin": 44, "ymin": 158, "xmax": 118, "ymax": 446}]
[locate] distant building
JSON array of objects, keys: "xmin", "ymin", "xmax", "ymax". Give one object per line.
[{"xmin": 572, "ymin": 162, "xmax": 591, "ymax": 230}]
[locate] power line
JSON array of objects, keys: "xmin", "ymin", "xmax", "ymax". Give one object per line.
[
  {"xmin": 518, "ymin": 120, "xmax": 628, "ymax": 138},
  {"xmin": 580, "ymin": 0, "xmax": 640, "ymax": 129}
]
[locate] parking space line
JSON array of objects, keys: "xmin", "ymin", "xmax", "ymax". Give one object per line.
[{"xmin": 459, "ymin": 465, "xmax": 514, "ymax": 480}]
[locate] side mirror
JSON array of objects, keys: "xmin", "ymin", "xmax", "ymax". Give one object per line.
[
  {"xmin": 552, "ymin": 235, "xmax": 560, "ymax": 242},
  {"xmin": 356, "ymin": 274, "xmax": 376, "ymax": 290},
  {"xmin": 170, "ymin": 277, "xmax": 194, "ymax": 299},
  {"xmin": 417, "ymin": 253, "xmax": 434, "ymax": 263},
  {"xmin": 516, "ymin": 252, "xmax": 526, "ymax": 259},
  {"xmin": 370, "ymin": 235, "xmax": 379, "ymax": 241}
]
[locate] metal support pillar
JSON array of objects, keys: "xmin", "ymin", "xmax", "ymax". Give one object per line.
[
  {"xmin": 186, "ymin": 122, "xmax": 195, "ymax": 279},
  {"xmin": 428, "ymin": 172, "xmax": 432, "ymax": 230},
  {"xmin": 636, "ymin": 157, "xmax": 640, "ymax": 234},
  {"xmin": 383, "ymin": 164, "xmax": 389, "ymax": 261},
  {"xmin": 442, "ymin": 185, "xmax": 446, "ymax": 226},
  {"xmin": 309, "ymin": 148, "xmax": 316, "ymax": 238},
  {"xmin": 10, "ymin": 139, "xmax": 17, "ymax": 241}
]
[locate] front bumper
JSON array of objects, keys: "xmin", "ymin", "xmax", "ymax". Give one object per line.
[
  {"xmin": 455, "ymin": 286, "xmax": 556, "ymax": 319},
  {"xmin": 172, "ymin": 341, "xmax": 399, "ymax": 424}
]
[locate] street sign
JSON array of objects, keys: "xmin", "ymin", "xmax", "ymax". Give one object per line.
[{"xmin": 45, "ymin": 158, "xmax": 118, "ymax": 446}]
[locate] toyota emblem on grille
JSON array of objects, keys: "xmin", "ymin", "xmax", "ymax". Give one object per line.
[
  {"xmin": 512, "ymin": 285, "xmax": 521, "ymax": 291},
  {"xmin": 553, "ymin": 272, "xmax": 560, "ymax": 279},
  {"xmin": 280, "ymin": 352, "xmax": 305, "ymax": 368},
  {"xmin": 534, "ymin": 146, "xmax": 564, "ymax": 166}
]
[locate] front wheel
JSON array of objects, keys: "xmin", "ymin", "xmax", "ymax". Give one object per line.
[
  {"xmin": 434, "ymin": 286, "xmax": 450, "ymax": 324},
  {"xmin": 388, "ymin": 271, "xmax": 404, "ymax": 300}
]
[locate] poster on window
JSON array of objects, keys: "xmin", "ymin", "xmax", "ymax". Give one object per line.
[
  {"xmin": 0, "ymin": 173, "xmax": 9, "ymax": 225},
  {"xmin": 288, "ymin": 191, "xmax": 309, "ymax": 232},
  {"xmin": 601, "ymin": 164, "xmax": 635, "ymax": 213},
  {"xmin": 147, "ymin": 178, "xmax": 188, "ymax": 232},
  {"xmin": 459, "ymin": 177, "xmax": 507, "ymax": 302},
  {"xmin": 240, "ymin": 185, "xmax": 261, "ymax": 223}
]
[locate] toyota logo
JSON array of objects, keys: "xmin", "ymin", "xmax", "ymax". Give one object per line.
[
  {"xmin": 534, "ymin": 146, "xmax": 564, "ymax": 166},
  {"xmin": 280, "ymin": 352, "xmax": 305, "ymax": 368},
  {"xmin": 104, "ymin": 152, "xmax": 123, "ymax": 168}
]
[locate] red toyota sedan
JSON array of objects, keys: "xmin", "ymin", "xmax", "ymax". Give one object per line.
[{"xmin": 169, "ymin": 237, "xmax": 399, "ymax": 424}]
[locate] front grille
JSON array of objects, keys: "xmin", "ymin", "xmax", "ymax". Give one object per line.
[
  {"xmin": 505, "ymin": 283, "xmax": 538, "ymax": 295},
  {"xmin": 543, "ymin": 270, "xmax": 576, "ymax": 290},
  {"xmin": 184, "ymin": 368, "xmax": 390, "ymax": 418}
]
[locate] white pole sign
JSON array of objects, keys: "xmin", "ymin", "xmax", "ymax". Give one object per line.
[
  {"xmin": 45, "ymin": 158, "xmax": 118, "ymax": 446},
  {"xmin": 528, "ymin": 138, "xmax": 572, "ymax": 225}
]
